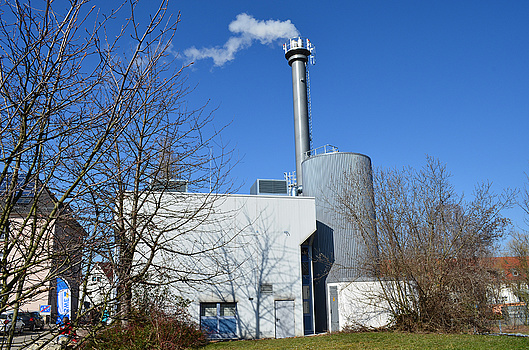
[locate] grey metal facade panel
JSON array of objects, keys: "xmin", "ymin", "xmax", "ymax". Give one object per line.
[{"xmin": 302, "ymin": 152, "xmax": 377, "ymax": 283}]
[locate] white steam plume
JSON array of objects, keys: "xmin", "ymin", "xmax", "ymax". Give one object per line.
[{"xmin": 184, "ymin": 13, "xmax": 299, "ymax": 67}]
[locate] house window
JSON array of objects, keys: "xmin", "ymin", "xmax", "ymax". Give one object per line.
[
  {"xmin": 0, "ymin": 220, "xmax": 8, "ymax": 241},
  {"xmin": 200, "ymin": 302, "xmax": 237, "ymax": 339}
]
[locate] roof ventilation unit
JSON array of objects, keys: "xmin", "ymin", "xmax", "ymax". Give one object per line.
[
  {"xmin": 150, "ymin": 179, "xmax": 188, "ymax": 192},
  {"xmin": 250, "ymin": 179, "xmax": 288, "ymax": 196}
]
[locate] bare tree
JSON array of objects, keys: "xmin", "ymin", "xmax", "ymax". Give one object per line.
[
  {"xmin": 521, "ymin": 172, "xmax": 529, "ymax": 225},
  {"xmin": 75, "ymin": 53, "xmax": 234, "ymax": 328},
  {"xmin": 0, "ymin": 1, "xmax": 119, "ymax": 346},
  {"xmin": 0, "ymin": 0, "xmax": 233, "ymax": 347},
  {"xmin": 335, "ymin": 157, "xmax": 513, "ymax": 332},
  {"xmin": 506, "ymin": 172, "xmax": 529, "ymax": 310},
  {"xmin": 507, "ymin": 233, "xmax": 529, "ymax": 303}
]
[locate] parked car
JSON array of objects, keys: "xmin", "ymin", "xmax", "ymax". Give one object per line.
[
  {"xmin": 0, "ymin": 313, "xmax": 24, "ymax": 334},
  {"xmin": 17, "ymin": 312, "xmax": 44, "ymax": 331}
]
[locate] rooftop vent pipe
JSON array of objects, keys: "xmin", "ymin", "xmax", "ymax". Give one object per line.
[{"xmin": 284, "ymin": 37, "xmax": 314, "ymax": 192}]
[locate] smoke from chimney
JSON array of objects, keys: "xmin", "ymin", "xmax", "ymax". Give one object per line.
[{"xmin": 184, "ymin": 13, "xmax": 299, "ymax": 66}]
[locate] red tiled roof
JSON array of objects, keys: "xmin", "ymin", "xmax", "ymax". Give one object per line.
[
  {"xmin": 488, "ymin": 256, "xmax": 528, "ymax": 280},
  {"xmin": 97, "ymin": 262, "xmax": 114, "ymax": 282}
]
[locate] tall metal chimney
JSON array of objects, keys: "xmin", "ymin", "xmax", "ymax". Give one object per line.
[{"xmin": 284, "ymin": 37, "xmax": 314, "ymax": 192}]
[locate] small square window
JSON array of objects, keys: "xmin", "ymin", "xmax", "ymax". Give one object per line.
[
  {"xmin": 220, "ymin": 303, "xmax": 236, "ymax": 317},
  {"xmin": 200, "ymin": 303, "xmax": 217, "ymax": 317}
]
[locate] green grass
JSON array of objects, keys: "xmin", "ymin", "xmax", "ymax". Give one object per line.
[{"xmin": 205, "ymin": 332, "xmax": 529, "ymax": 349}]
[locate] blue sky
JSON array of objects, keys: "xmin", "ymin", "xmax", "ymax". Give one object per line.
[{"xmin": 131, "ymin": 1, "xmax": 529, "ymax": 234}]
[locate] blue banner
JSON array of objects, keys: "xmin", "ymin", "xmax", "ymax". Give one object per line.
[{"xmin": 56, "ymin": 278, "xmax": 71, "ymax": 324}]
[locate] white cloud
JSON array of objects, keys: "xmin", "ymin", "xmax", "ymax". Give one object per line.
[{"xmin": 184, "ymin": 13, "xmax": 299, "ymax": 67}]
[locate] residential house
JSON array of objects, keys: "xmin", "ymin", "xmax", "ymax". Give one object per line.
[{"xmin": 0, "ymin": 175, "xmax": 83, "ymax": 323}]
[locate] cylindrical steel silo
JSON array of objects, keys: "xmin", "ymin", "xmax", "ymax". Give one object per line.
[{"xmin": 302, "ymin": 152, "xmax": 377, "ymax": 282}]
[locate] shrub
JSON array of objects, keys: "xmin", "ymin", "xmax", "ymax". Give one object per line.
[{"xmin": 82, "ymin": 309, "xmax": 208, "ymax": 350}]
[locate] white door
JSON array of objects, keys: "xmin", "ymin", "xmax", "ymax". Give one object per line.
[
  {"xmin": 330, "ymin": 286, "xmax": 339, "ymax": 331},
  {"xmin": 275, "ymin": 300, "xmax": 295, "ymax": 338}
]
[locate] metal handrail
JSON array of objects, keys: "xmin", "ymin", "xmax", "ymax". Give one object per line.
[
  {"xmin": 283, "ymin": 37, "xmax": 315, "ymax": 55},
  {"xmin": 304, "ymin": 144, "xmax": 339, "ymax": 159}
]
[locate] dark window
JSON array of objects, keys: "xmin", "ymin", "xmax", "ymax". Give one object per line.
[
  {"xmin": 302, "ymin": 262, "xmax": 310, "ymax": 276},
  {"xmin": 200, "ymin": 302, "xmax": 237, "ymax": 339},
  {"xmin": 0, "ymin": 220, "xmax": 8, "ymax": 241},
  {"xmin": 303, "ymin": 301, "xmax": 310, "ymax": 314},
  {"xmin": 301, "ymin": 246, "xmax": 309, "ymax": 256},
  {"xmin": 302, "ymin": 285, "xmax": 310, "ymax": 299}
]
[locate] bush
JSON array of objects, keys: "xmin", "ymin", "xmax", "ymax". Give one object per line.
[{"xmin": 82, "ymin": 309, "xmax": 208, "ymax": 350}]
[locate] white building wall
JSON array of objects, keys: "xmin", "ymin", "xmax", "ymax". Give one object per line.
[
  {"xmin": 79, "ymin": 263, "xmax": 113, "ymax": 309},
  {"xmin": 137, "ymin": 193, "xmax": 316, "ymax": 339},
  {"xmin": 327, "ymin": 281, "xmax": 391, "ymax": 331},
  {"xmin": 496, "ymin": 284, "xmax": 521, "ymax": 304},
  {"xmin": 5, "ymin": 217, "xmax": 53, "ymax": 313}
]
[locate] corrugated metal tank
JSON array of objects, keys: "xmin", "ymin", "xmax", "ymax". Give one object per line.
[
  {"xmin": 302, "ymin": 152, "xmax": 377, "ymax": 282},
  {"xmin": 302, "ymin": 152, "xmax": 377, "ymax": 332}
]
